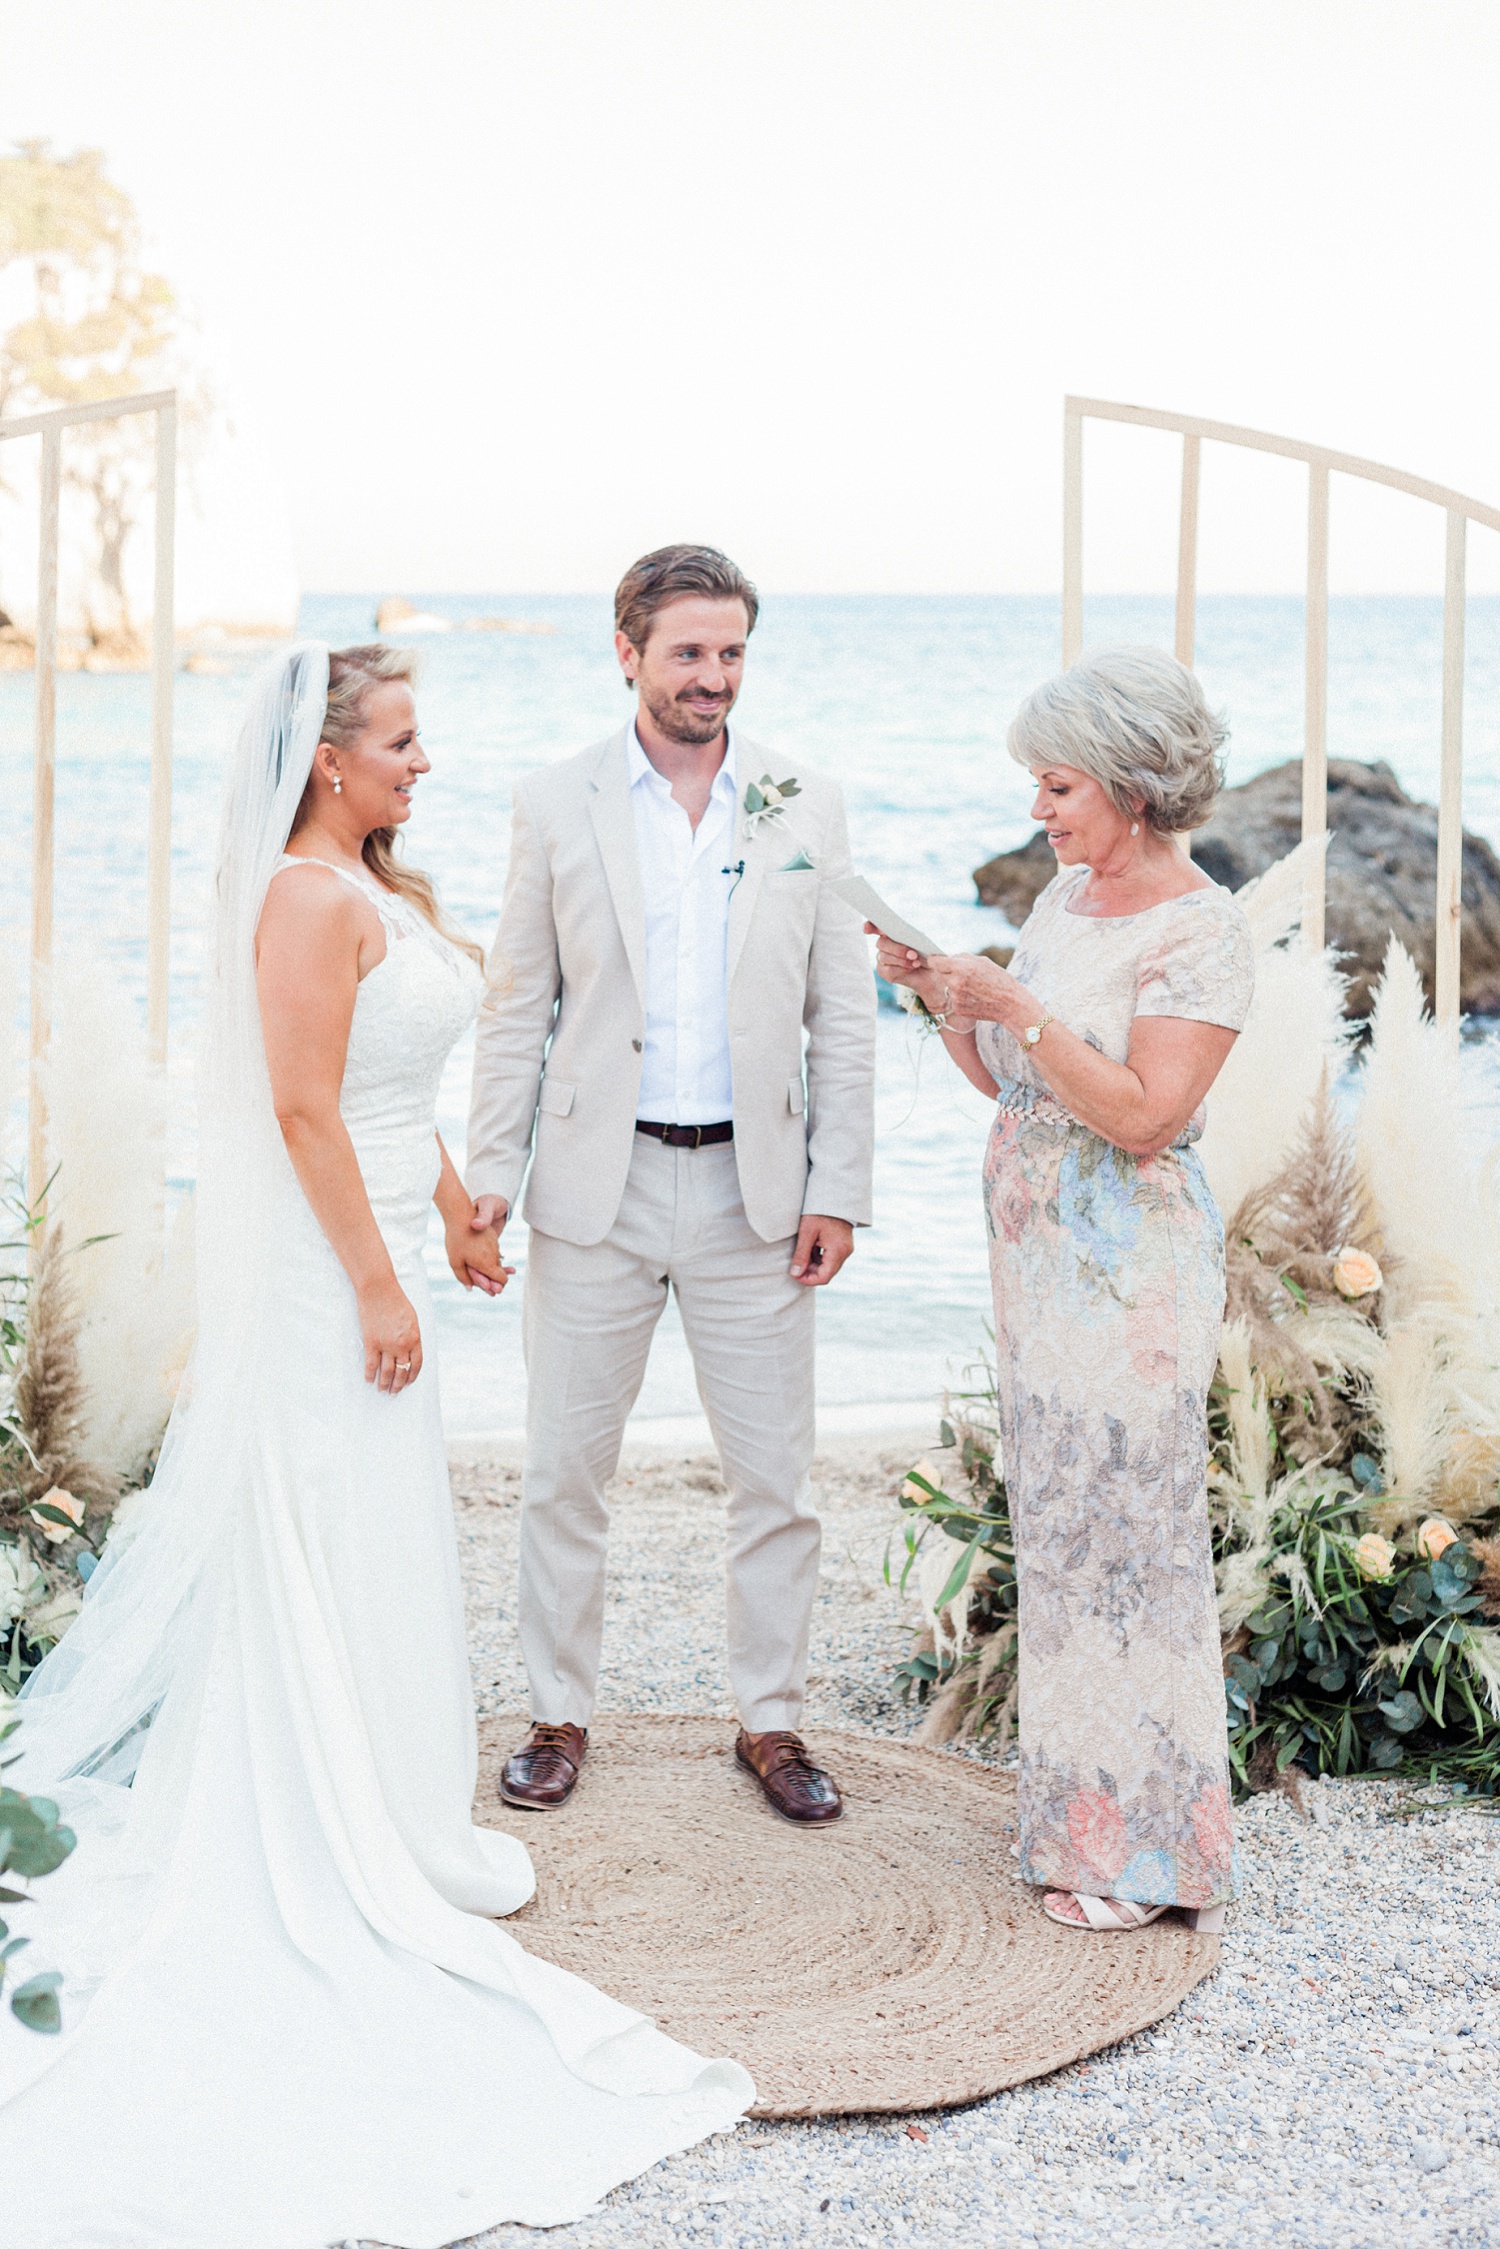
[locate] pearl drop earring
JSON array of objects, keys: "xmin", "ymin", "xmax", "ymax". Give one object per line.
[
  {"xmin": 332, "ymin": 775, "xmax": 342, "ymax": 795},
  {"xmin": 1130, "ymin": 821, "xmax": 1139, "ymax": 836}
]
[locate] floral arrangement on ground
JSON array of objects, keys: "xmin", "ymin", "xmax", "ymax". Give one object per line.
[
  {"xmin": 890, "ymin": 845, "xmax": 1500, "ymax": 1797},
  {"xmin": 0, "ymin": 950, "xmax": 193, "ymax": 1704}
]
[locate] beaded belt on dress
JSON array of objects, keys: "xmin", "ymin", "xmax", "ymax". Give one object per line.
[
  {"xmin": 991, "ymin": 1076, "xmax": 1074, "ymax": 1126},
  {"xmin": 991, "ymin": 1076, "xmax": 1201, "ymax": 1150}
]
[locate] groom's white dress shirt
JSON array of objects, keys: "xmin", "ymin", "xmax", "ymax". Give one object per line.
[{"xmin": 628, "ymin": 725, "xmax": 736, "ymax": 1125}]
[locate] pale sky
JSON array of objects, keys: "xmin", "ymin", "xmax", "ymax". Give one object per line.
[{"xmin": 3, "ymin": 0, "xmax": 1499, "ymax": 610}]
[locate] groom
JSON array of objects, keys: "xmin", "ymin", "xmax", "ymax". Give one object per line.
[{"xmin": 467, "ymin": 545, "xmax": 875, "ymax": 1823}]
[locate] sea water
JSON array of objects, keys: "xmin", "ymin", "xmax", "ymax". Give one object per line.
[{"xmin": 4, "ymin": 593, "xmax": 1499, "ymax": 1435}]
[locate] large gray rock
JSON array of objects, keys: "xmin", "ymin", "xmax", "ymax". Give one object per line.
[{"xmin": 971, "ymin": 758, "xmax": 1500, "ymax": 1016}]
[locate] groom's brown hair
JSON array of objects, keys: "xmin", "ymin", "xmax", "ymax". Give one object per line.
[{"xmin": 614, "ymin": 544, "xmax": 760, "ymax": 662}]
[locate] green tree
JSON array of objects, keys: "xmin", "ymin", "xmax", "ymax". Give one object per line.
[{"xmin": 0, "ymin": 141, "xmax": 202, "ymax": 652}]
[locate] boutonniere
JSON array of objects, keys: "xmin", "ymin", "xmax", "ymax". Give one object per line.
[{"xmin": 742, "ymin": 773, "xmax": 802, "ymax": 838}]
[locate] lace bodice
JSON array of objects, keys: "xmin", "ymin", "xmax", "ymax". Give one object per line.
[
  {"xmin": 271, "ymin": 854, "xmax": 482, "ymax": 1267},
  {"xmin": 978, "ymin": 865, "xmax": 1254, "ymax": 1105}
]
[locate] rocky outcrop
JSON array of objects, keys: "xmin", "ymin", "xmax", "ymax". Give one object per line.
[
  {"xmin": 973, "ymin": 830, "xmax": 1056, "ymax": 925},
  {"xmin": 972, "ymin": 758, "xmax": 1500, "ymax": 1017},
  {"xmin": 375, "ymin": 596, "xmax": 556, "ymax": 637}
]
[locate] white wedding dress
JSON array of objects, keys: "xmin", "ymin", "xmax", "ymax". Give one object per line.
[{"xmin": 0, "ymin": 651, "xmax": 751, "ymax": 2248}]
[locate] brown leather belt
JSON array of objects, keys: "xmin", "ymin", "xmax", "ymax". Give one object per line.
[{"xmin": 635, "ymin": 1119, "xmax": 734, "ymax": 1149}]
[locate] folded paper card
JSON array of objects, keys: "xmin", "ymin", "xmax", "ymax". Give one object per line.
[{"xmin": 828, "ymin": 874, "xmax": 940, "ymax": 959}]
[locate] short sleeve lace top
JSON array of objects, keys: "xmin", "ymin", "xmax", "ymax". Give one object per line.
[{"xmin": 976, "ymin": 864, "xmax": 1254, "ymax": 1097}]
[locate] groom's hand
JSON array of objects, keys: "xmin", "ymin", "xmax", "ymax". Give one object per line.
[
  {"xmin": 790, "ymin": 1214, "xmax": 854, "ymax": 1287},
  {"xmin": 472, "ymin": 1194, "xmax": 510, "ymax": 1236}
]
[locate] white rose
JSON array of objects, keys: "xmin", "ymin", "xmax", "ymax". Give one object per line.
[{"xmin": 760, "ymin": 784, "xmax": 783, "ymax": 805}]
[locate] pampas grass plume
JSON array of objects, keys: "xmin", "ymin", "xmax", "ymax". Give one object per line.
[
  {"xmin": 0, "ymin": 941, "xmax": 20, "ymax": 1187},
  {"xmin": 39, "ymin": 948, "xmax": 195, "ymax": 1484},
  {"xmin": 1356, "ymin": 943, "xmax": 1484, "ymax": 1319},
  {"xmin": 1199, "ymin": 840, "xmax": 1353, "ymax": 1223}
]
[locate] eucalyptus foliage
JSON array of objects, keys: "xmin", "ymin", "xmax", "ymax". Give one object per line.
[{"xmin": 0, "ymin": 1717, "xmax": 75, "ymax": 2033}]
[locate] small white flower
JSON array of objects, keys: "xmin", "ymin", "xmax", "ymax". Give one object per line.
[
  {"xmin": 742, "ymin": 772, "xmax": 802, "ymax": 838},
  {"xmin": 0, "ymin": 1539, "xmax": 46, "ymax": 1628}
]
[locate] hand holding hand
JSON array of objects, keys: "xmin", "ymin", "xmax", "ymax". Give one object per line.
[
  {"xmin": 448, "ymin": 1211, "xmax": 514, "ymax": 1296},
  {"xmin": 357, "ymin": 1276, "xmax": 423, "ymax": 1393},
  {"xmin": 790, "ymin": 1214, "xmax": 855, "ymax": 1287}
]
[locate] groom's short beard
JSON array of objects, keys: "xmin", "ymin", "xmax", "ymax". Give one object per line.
[{"xmin": 639, "ymin": 680, "xmax": 735, "ymax": 746}]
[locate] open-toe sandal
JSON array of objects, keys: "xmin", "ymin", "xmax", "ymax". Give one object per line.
[{"xmin": 1042, "ymin": 1892, "xmax": 1170, "ymax": 1931}]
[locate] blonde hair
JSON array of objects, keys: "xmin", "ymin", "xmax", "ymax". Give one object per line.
[
  {"xmin": 294, "ymin": 643, "xmax": 485, "ymax": 967},
  {"xmin": 1008, "ymin": 644, "xmax": 1228, "ymax": 834}
]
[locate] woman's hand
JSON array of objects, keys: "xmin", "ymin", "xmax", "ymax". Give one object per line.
[
  {"xmin": 923, "ymin": 953, "xmax": 1040, "ymax": 1032},
  {"xmin": 867, "ymin": 929, "xmax": 963, "ymax": 1019},
  {"xmin": 446, "ymin": 1209, "xmax": 514, "ymax": 1296},
  {"xmin": 433, "ymin": 1138, "xmax": 513, "ymax": 1297},
  {"xmin": 357, "ymin": 1275, "xmax": 423, "ymax": 1393}
]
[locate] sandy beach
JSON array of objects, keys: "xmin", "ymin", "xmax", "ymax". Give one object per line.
[{"xmin": 439, "ymin": 1439, "xmax": 1500, "ymax": 2249}]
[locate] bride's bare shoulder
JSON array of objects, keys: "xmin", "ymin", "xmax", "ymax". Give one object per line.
[{"xmin": 257, "ymin": 860, "xmax": 376, "ymax": 958}]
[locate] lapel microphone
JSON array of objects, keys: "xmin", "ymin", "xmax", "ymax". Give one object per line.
[{"xmin": 722, "ymin": 859, "xmax": 746, "ymax": 894}]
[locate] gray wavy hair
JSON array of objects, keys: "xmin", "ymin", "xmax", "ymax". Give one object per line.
[{"xmin": 1007, "ymin": 644, "xmax": 1228, "ymax": 833}]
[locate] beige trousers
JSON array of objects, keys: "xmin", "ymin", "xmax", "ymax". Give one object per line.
[{"xmin": 518, "ymin": 1132, "xmax": 820, "ymax": 1733}]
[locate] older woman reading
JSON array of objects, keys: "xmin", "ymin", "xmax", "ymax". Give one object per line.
[{"xmin": 877, "ymin": 644, "xmax": 1252, "ymax": 1933}]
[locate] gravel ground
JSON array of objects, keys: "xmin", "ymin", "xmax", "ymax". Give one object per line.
[{"xmin": 444, "ymin": 1446, "xmax": 1500, "ymax": 2249}]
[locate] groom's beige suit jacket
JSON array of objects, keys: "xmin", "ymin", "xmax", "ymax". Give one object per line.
[{"xmin": 467, "ymin": 724, "xmax": 876, "ymax": 1247}]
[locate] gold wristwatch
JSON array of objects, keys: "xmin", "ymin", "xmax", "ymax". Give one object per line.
[{"xmin": 1022, "ymin": 1011, "xmax": 1055, "ymax": 1049}]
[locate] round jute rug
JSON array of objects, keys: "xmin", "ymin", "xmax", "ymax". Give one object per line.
[{"xmin": 475, "ymin": 1715, "xmax": 1219, "ymax": 2117}]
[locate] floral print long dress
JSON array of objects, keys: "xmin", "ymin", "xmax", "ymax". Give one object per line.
[{"xmin": 979, "ymin": 867, "xmax": 1254, "ymax": 1910}]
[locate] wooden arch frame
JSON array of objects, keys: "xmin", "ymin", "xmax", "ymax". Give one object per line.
[
  {"xmin": 0, "ymin": 388, "xmax": 177, "ymax": 1209},
  {"xmin": 1062, "ymin": 395, "xmax": 1500, "ymax": 1032}
]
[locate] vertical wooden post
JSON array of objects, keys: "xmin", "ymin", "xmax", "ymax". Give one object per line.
[
  {"xmin": 1062, "ymin": 401, "xmax": 1083, "ymax": 665},
  {"xmin": 1435, "ymin": 507, "xmax": 1467, "ymax": 1032},
  {"xmin": 1302, "ymin": 462, "xmax": 1330, "ymax": 950},
  {"xmin": 1175, "ymin": 433, "xmax": 1200, "ymax": 666},
  {"xmin": 148, "ymin": 404, "xmax": 177, "ymax": 1068},
  {"xmin": 1174, "ymin": 433, "xmax": 1202, "ymax": 860},
  {"xmin": 28, "ymin": 425, "xmax": 62, "ymax": 1220}
]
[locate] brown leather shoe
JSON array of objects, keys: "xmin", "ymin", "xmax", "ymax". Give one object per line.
[
  {"xmin": 500, "ymin": 1722, "xmax": 587, "ymax": 1810},
  {"xmin": 735, "ymin": 1728, "xmax": 843, "ymax": 1825}
]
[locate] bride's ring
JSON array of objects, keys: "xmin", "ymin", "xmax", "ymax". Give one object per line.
[{"xmin": 395, "ymin": 1360, "xmax": 412, "ymax": 1371}]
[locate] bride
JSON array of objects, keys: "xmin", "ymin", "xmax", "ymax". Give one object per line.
[{"xmin": 0, "ymin": 645, "xmax": 752, "ymax": 2246}]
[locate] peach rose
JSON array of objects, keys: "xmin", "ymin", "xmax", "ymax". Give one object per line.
[
  {"xmin": 1354, "ymin": 1531, "xmax": 1397, "ymax": 1580},
  {"xmin": 29, "ymin": 1486, "xmax": 85, "ymax": 1544},
  {"xmin": 1415, "ymin": 1517, "xmax": 1458, "ymax": 1562},
  {"xmin": 1066, "ymin": 1789, "xmax": 1128, "ymax": 1884},
  {"xmin": 900, "ymin": 1460, "xmax": 941, "ymax": 1505},
  {"xmin": 1333, "ymin": 1248, "xmax": 1383, "ymax": 1300}
]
